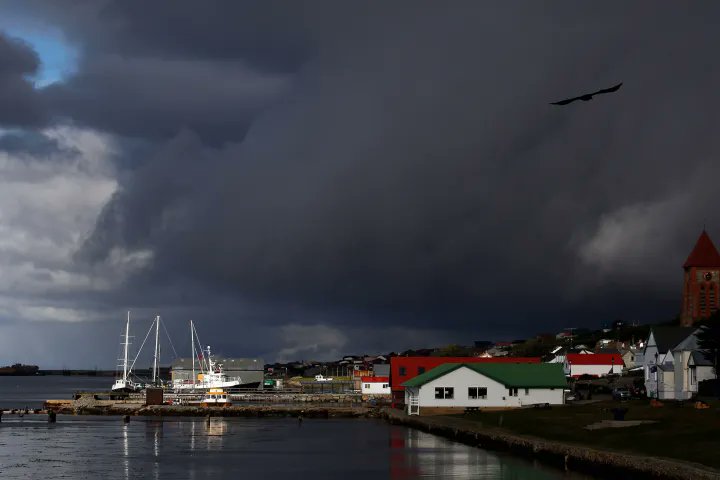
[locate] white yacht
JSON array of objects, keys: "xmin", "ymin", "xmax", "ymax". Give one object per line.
[{"xmin": 112, "ymin": 312, "xmax": 140, "ymax": 392}]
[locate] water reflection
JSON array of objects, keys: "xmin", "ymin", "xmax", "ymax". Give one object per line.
[
  {"xmin": 145, "ymin": 420, "xmax": 163, "ymax": 480},
  {"xmin": 122, "ymin": 424, "xmax": 129, "ymax": 480},
  {"xmin": 204, "ymin": 417, "xmax": 227, "ymax": 449},
  {"xmin": 0, "ymin": 416, "xmax": 593, "ymax": 479},
  {"xmin": 389, "ymin": 425, "xmax": 591, "ymax": 480}
]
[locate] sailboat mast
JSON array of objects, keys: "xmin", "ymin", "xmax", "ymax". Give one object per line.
[
  {"xmin": 153, "ymin": 315, "xmax": 160, "ymax": 384},
  {"xmin": 191, "ymin": 320, "xmax": 196, "ymax": 387},
  {"xmin": 123, "ymin": 311, "xmax": 130, "ymax": 382}
]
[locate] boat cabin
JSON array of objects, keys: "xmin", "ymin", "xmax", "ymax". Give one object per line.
[{"xmin": 201, "ymin": 388, "xmax": 232, "ymax": 407}]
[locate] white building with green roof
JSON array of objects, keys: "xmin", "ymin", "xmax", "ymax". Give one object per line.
[{"xmin": 401, "ymin": 363, "xmax": 567, "ymax": 415}]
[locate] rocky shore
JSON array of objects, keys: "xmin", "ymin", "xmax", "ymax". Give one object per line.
[
  {"xmin": 42, "ymin": 395, "xmax": 374, "ymax": 418},
  {"xmin": 383, "ymin": 409, "xmax": 720, "ymax": 480}
]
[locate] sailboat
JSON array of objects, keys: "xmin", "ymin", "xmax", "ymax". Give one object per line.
[
  {"xmin": 112, "ymin": 312, "xmax": 140, "ymax": 392},
  {"xmin": 171, "ymin": 320, "xmax": 241, "ymax": 391}
]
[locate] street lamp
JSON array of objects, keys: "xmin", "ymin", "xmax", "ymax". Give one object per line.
[{"xmin": 654, "ymin": 352, "xmax": 659, "ymax": 399}]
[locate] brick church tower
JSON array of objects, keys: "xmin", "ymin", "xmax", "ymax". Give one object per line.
[{"xmin": 681, "ymin": 230, "xmax": 720, "ymax": 326}]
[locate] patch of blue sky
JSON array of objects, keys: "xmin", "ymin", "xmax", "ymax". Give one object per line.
[{"xmin": 0, "ymin": 18, "xmax": 79, "ymax": 86}]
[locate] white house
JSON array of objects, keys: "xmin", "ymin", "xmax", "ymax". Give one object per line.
[
  {"xmin": 620, "ymin": 348, "xmax": 639, "ymax": 370},
  {"xmin": 402, "ymin": 363, "xmax": 566, "ymax": 415},
  {"xmin": 660, "ymin": 330, "xmax": 714, "ymax": 400},
  {"xmin": 360, "ymin": 376, "xmax": 390, "ymax": 395},
  {"xmin": 642, "ymin": 326, "xmax": 695, "ymax": 399},
  {"xmin": 564, "ymin": 353, "xmax": 623, "ymax": 377}
]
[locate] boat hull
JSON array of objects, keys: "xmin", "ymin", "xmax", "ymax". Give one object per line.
[{"xmin": 0, "ymin": 364, "xmax": 39, "ymax": 376}]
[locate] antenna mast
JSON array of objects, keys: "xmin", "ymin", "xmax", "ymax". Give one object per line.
[
  {"xmin": 152, "ymin": 315, "xmax": 160, "ymax": 385},
  {"xmin": 123, "ymin": 311, "xmax": 130, "ymax": 382},
  {"xmin": 191, "ymin": 320, "xmax": 196, "ymax": 387}
]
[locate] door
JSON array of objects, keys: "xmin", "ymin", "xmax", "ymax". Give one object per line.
[{"xmin": 408, "ymin": 388, "xmax": 420, "ymax": 415}]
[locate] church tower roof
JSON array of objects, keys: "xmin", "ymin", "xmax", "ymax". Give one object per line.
[{"xmin": 683, "ymin": 230, "xmax": 720, "ymax": 268}]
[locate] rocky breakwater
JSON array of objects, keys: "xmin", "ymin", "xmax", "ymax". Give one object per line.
[
  {"xmin": 231, "ymin": 393, "xmax": 362, "ymax": 403},
  {"xmin": 383, "ymin": 409, "xmax": 720, "ymax": 480},
  {"xmin": 46, "ymin": 394, "xmax": 375, "ymax": 418}
]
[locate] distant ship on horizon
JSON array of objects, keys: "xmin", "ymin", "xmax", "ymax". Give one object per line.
[{"xmin": 0, "ymin": 363, "xmax": 40, "ymax": 376}]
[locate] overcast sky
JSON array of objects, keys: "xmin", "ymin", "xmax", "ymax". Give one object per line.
[{"xmin": 0, "ymin": 1, "xmax": 719, "ymax": 368}]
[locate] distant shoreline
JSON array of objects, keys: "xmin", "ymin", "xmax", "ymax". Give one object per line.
[{"xmin": 0, "ymin": 370, "xmax": 169, "ymax": 377}]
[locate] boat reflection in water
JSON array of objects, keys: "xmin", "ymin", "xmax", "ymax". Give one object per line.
[
  {"xmin": 388, "ymin": 426, "xmax": 593, "ymax": 480},
  {"xmin": 2, "ymin": 416, "xmax": 595, "ymax": 479},
  {"xmin": 205, "ymin": 417, "xmax": 228, "ymax": 449}
]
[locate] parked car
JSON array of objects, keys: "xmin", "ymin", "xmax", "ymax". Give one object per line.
[{"xmin": 612, "ymin": 387, "xmax": 631, "ymax": 401}]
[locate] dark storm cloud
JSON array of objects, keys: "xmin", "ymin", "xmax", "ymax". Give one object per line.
[
  {"xmin": 15, "ymin": 0, "xmax": 318, "ymax": 142},
  {"xmin": 4, "ymin": 0, "xmax": 720, "ymax": 364},
  {"xmin": 42, "ymin": 55, "xmax": 291, "ymax": 143},
  {"xmin": 0, "ymin": 31, "xmax": 45, "ymax": 126},
  {"xmin": 69, "ymin": 2, "xmax": 720, "ymax": 335}
]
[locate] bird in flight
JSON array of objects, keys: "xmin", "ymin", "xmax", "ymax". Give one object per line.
[{"xmin": 550, "ymin": 82, "xmax": 622, "ymax": 106}]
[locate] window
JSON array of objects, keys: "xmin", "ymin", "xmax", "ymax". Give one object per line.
[
  {"xmin": 417, "ymin": 367, "xmax": 426, "ymax": 375},
  {"xmin": 364, "ymin": 384, "xmax": 370, "ymax": 389},
  {"xmin": 508, "ymin": 388, "xmax": 518, "ymax": 397},
  {"xmin": 690, "ymin": 367, "xmax": 697, "ymax": 385},
  {"xmin": 434, "ymin": 387, "xmax": 454, "ymax": 399},
  {"xmin": 524, "ymin": 388, "xmax": 529, "ymax": 396},
  {"xmin": 399, "ymin": 367, "xmax": 406, "ymax": 376},
  {"xmin": 468, "ymin": 387, "xmax": 487, "ymax": 399},
  {"xmin": 382, "ymin": 384, "xmax": 389, "ymax": 389}
]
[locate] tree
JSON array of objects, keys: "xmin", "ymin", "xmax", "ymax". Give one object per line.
[
  {"xmin": 510, "ymin": 339, "xmax": 553, "ymax": 358},
  {"xmin": 431, "ymin": 344, "xmax": 472, "ymax": 357},
  {"xmin": 696, "ymin": 310, "xmax": 720, "ymax": 380}
]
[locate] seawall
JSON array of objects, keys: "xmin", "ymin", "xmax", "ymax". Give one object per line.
[{"xmin": 383, "ymin": 408, "xmax": 720, "ymax": 480}]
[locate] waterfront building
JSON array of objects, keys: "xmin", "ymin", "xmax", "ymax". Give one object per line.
[
  {"xmin": 390, "ymin": 356, "xmax": 541, "ymax": 406},
  {"xmin": 402, "ymin": 363, "xmax": 566, "ymax": 415},
  {"xmin": 360, "ymin": 376, "xmax": 390, "ymax": 395},
  {"xmin": 680, "ymin": 230, "xmax": 720, "ymax": 327}
]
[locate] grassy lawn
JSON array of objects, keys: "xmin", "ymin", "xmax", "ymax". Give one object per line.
[{"xmin": 458, "ymin": 399, "xmax": 720, "ymax": 469}]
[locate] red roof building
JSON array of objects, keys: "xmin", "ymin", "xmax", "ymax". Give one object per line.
[
  {"xmin": 565, "ymin": 353, "xmax": 623, "ymax": 378},
  {"xmin": 683, "ymin": 230, "xmax": 720, "ymax": 268},
  {"xmin": 360, "ymin": 376, "xmax": 390, "ymax": 395},
  {"xmin": 681, "ymin": 230, "xmax": 720, "ymax": 326},
  {"xmin": 390, "ymin": 356, "xmax": 541, "ymax": 405}
]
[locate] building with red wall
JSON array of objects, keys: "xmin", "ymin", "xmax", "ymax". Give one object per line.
[
  {"xmin": 390, "ymin": 356, "xmax": 540, "ymax": 405},
  {"xmin": 680, "ymin": 230, "xmax": 720, "ymax": 327}
]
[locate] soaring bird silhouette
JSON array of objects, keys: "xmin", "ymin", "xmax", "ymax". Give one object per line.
[{"xmin": 550, "ymin": 82, "xmax": 622, "ymax": 105}]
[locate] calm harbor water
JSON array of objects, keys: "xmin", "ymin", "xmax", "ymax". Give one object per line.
[
  {"xmin": 0, "ymin": 375, "xmax": 110, "ymax": 409},
  {"xmin": 0, "ymin": 376, "xmax": 592, "ymax": 479}
]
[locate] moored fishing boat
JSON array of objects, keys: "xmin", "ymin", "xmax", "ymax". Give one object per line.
[
  {"xmin": 170, "ymin": 320, "xmax": 241, "ymax": 392},
  {"xmin": 200, "ymin": 388, "xmax": 232, "ymax": 407}
]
